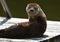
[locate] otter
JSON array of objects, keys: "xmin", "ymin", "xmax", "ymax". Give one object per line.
[{"xmin": 0, "ymin": 3, "xmax": 47, "ymax": 39}]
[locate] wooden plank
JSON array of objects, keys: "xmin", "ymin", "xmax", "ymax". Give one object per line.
[{"xmin": 0, "ymin": 17, "xmax": 60, "ymax": 42}]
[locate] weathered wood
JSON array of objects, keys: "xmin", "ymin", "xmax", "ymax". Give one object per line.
[{"xmin": 0, "ymin": 17, "xmax": 60, "ymax": 42}]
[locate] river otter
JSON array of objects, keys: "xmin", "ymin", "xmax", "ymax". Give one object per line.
[{"xmin": 0, "ymin": 3, "xmax": 47, "ymax": 39}]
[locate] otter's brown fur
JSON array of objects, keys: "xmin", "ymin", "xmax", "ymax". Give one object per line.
[{"xmin": 0, "ymin": 3, "xmax": 47, "ymax": 39}]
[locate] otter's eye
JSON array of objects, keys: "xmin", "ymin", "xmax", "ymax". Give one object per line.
[
  {"xmin": 28, "ymin": 7, "xmax": 31, "ymax": 9},
  {"xmin": 34, "ymin": 8, "xmax": 37, "ymax": 10}
]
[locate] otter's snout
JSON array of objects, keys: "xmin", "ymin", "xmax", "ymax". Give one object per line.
[
  {"xmin": 30, "ymin": 9, "xmax": 34, "ymax": 12},
  {"xmin": 29, "ymin": 7, "xmax": 35, "ymax": 12}
]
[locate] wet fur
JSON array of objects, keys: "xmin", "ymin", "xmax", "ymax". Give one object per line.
[{"xmin": 0, "ymin": 3, "xmax": 47, "ymax": 39}]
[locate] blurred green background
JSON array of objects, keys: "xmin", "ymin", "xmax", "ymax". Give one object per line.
[{"xmin": 0, "ymin": 0, "xmax": 60, "ymax": 21}]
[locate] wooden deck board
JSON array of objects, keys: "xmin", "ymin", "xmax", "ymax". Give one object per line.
[{"xmin": 0, "ymin": 17, "xmax": 60, "ymax": 42}]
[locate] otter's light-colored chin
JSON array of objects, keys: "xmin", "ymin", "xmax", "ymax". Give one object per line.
[{"xmin": 28, "ymin": 14, "xmax": 37, "ymax": 19}]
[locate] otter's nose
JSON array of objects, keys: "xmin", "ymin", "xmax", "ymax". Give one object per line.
[
  {"xmin": 30, "ymin": 7, "xmax": 35, "ymax": 12},
  {"xmin": 30, "ymin": 10, "xmax": 34, "ymax": 12}
]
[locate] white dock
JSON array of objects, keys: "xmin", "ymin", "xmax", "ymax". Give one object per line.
[{"xmin": 0, "ymin": 17, "xmax": 60, "ymax": 42}]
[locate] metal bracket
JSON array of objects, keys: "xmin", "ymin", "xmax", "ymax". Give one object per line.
[{"xmin": 0, "ymin": 0, "xmax": 12, "ymax": 25}]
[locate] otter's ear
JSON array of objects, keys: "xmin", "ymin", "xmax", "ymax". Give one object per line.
[
  {"xmin": 36, "ymin": 3, "xmax": 40, "ymax": 7},
  {"xmin": 26, "ymin": 4, "xmax": 29, "ymax": 10}
]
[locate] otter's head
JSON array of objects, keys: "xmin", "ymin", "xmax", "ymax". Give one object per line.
[
  {"xmin": 26, "ymin": 3, "xmax": 46, "ymax": 19},
  {"xmin": 26, "ymin": 3, "xmax": 40, "ymax": 15}
]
